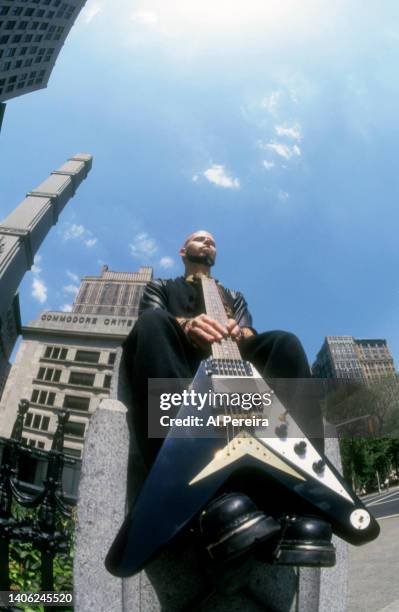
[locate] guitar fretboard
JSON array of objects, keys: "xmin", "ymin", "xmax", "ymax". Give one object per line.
[{"xmin": 200, "ymin": 276, "xmax": 242, "ymax": 361}]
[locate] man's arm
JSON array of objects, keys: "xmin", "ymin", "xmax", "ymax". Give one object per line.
[
  {"xmin": 231, "ymin": 291, "xmax": 256, "ymax": 338},
  {"xmin": 138, "ymin": 279, "xmax": 169, "ymax": 315}
]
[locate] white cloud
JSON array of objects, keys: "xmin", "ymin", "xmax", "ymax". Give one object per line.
[
  {"xmin": 82, "ymin": 1, "xmax": 103, "ymax": 24},
  {"xmin": 32, "ymin": 278, "xmax": 47, "ymax": 304},
  {"xmin": 62, "ymin": 223, "xmax": 98, "ymax": 249},
  {"xmin": 261, "ymin": 142, "xmax": 301, "ymax": 160},
  {"xmin": 275, "ymin": 124, "xmax": 301, "ymax": 141},
  {"xmin": 60, "ymin": 303, "xmax": 73, "ymax": 312},
  {"xmin": 203, "ymin": 164, "xmax": 240, "ymax": 189},
  {"xmin": 261, "ymin": 91, "xmax": 281, "ymax": 115},
  {"xmin": 192, "ymin": 174, "xmax": 199, "ymax": 182},
  {"xmin": 63, "ymin": 224, "xmax": 85, "ymax": 240},
  {"xmin": 85, "ymin": 238, "xmax": 98, "ymax": 248},
  {"xmin": 63, "ymin": 284, "xmax": 79, "ymax": 296},
  {"xmin": 31, "ymin": 254, "xmax": 42, "ymax": 275},
  {"xmin": 159, "ymin": 256, "xmax": 175, "ymax": 269},
  {"xmin": 278, "ymin": 190, "xmax": 289, "ymax": 202},
  {"xmin": 130, "ymin": 10, "xmax": 159, "ymax": 25},
  {"xmin": 129, "ymin": 232, "xmax": 158, "ymax": 259},
  {"xmin": 66, "ymin": 270, "xmax": 79, "ymax": 284},
  {"xmin": 263, "ymin": 160, "xmax": 275, "ymax": 171}
]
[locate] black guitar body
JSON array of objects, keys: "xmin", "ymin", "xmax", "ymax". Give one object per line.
[{"xmin": 106, "ymin": 358, "xmax": 380, "ymax": 578}]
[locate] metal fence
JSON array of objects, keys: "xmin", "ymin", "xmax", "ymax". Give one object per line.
[{"xmin": 0, "ymin": 400, "xmax": 76, "ymax": 600}]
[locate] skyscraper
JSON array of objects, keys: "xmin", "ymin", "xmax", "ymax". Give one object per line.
[
  {"xmin": 0, "ymin": 0, "xmax": 87, "ymax": 102},
  {"xmin": 0, "ymin": 265, "xmax": 153, "ymax": 495},
  {"xmin": 312, "ymin": 336, "xmax": 396, "ymax": 383}
]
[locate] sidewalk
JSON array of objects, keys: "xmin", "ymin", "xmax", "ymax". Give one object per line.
[{"xmin": 347, "ymin": 515, "xmax": 399, "ymax": 612}]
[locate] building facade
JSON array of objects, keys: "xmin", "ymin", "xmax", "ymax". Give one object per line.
[
  {"xmin": 0, "ymin": 266, "xmax": 152, "ymax": 495},
  {"xmin": 312, "ymin": 335, "xmax": 396, "ymax": 383},
  {"xmin": 0, "ymin": 294, "xmax": 21, "ymax": 397},
  {"xmin": 0, "ymin": 0, "xmax": 87, "ymax": 102}
]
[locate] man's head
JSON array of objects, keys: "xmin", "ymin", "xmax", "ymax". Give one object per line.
[{"xmin": 179, "ymin": 230, "xmax": 216, "ymax": 268}]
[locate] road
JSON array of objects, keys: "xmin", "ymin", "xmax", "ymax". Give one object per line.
[{"xmin": 363, "ymin": 486, "xmax": 399, "ymax": 520}]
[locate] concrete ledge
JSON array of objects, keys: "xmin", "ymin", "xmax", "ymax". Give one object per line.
[{"xmin": 74, "ymin": 397, "xmax": 347, "ymax": 611}]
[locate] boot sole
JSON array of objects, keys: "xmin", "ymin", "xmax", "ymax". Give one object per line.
[{"xmin": 207, "ymin": 515, "xmax": 281, "ymax": 562}]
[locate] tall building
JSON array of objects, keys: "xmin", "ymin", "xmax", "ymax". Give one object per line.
[
  {"xmin": 312, "ymin": 336, "xmax": 396, "ymax": 383},
  {"xmin": 0, "ymin": 100, "xmax": 5, "ymax": 130},
  {"xmin": 0, "ymin": 152, "xmax": 92, "ymax": 397},
  {"xmin": 0, "ymin": 0, "xmax": 87, "ymax": 102},
  {"xmin": 0, "ymin": 265, "xmax": 153, "ymax": 495},
  {"xmin": 73, "ymin": 265, "xmax": 153, "ymax": 317}
]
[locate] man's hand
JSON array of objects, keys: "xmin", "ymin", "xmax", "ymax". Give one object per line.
[
  {"xmin": 226, "ymin": 318, "xmax": 243, "ymax": 342},
  {"xmin": 184, "ymin": 314, "xmax": 228, "ymax": 350}
]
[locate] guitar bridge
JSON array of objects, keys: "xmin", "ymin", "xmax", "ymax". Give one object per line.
[{"xmin": 204, "ymin": 358, "xmax": 253, "ymax": 377}]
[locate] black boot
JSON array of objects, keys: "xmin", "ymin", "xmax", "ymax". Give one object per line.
[
  {"xmin": 259, "ymin": 515, "xmax": 336, "ymax": 567},
  {"xmin": 199, "ymin": 492, "xmax": 281, "ymax": 563}
]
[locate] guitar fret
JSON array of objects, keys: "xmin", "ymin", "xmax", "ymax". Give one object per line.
[{"xmin": 200, "ymin": 276, "xmax": 241, "ymax": 361}]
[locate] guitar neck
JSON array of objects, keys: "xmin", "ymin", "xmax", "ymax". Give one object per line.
[{"xmin": 200, "ymin": 276, "xmax": 241, "ymax": 361}]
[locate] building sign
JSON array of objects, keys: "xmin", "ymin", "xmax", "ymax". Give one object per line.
[{"xmin": 26, "ymin": 311, "xmax": 136, "ymax": 337}]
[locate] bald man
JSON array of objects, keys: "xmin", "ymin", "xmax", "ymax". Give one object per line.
[
  {"xmin": 120, "ymin": 230, "xmax": 330, "ymax": 569},
  {"xmin": 124, "ymin": 230, "xmax": 323, "ymax": 463}
]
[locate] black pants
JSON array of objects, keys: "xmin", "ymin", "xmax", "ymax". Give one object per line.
[{"xmin": 123, "ymin": 309, "xmax": 324, "ymax": 465}]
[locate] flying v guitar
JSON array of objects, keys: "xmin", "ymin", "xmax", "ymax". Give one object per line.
[{"xmin": 106, "ymin": 276, "xmax": 380, "ymax": 578}]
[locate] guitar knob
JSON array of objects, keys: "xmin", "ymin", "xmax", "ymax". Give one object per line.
[
  {"xmin": 294, "ymin": 441, "xmax": 307, "ymax": 455},
  {"xmin": 275, "ymin": 423, "xmax": 288, "ymax": 438},
  {"xmin": 313, "ymin": 459, "xmax": 325, "ymax": 474}
]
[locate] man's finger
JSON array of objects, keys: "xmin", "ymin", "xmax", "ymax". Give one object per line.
[
  {"xmin": 199, "ymin": 315, "xmax": 228, "ymax": 337},
  {"xmin": 190, "ymin": 327, "xmax": 217, "ymax": 345},
  {"xmin": 194, "ymin": 321, "xmax": 224, "ymax": 341}
]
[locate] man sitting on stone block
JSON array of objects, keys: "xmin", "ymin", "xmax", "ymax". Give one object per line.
[{"xmin": 121, "ymin": 229, "xmax": 333, "ymax": 568}]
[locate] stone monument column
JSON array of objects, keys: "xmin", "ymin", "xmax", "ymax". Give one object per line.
[{"xmin": 0, "ymin": 153, "xmax": 93, "ymax": 323}]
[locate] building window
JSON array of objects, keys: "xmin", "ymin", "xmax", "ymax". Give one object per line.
[
  {"xmin": 63, "ymin": 395, "xmax": 90, "ymax": 412},
  {"xmin": 37, "ymin": 367, "xmax": 61, "ymax": 383},
  {"xmin": 25, "ymin": 413, "xmax": 33, "ymax": 428},
  {"xmin": 69, "ymin": 372, "xmax": 95, "ymax": 387},
  {"xmin": 0, "ymin": 36, "xmax": 10, "ymax": 44},
  {"xmin": 64, "ymin": 447, "xmax": 81, "ymax": 458},
  {"xmin": 33, "ymin": 414, "xmax": 41, "ymax": 429},
  {"xmin": 44, "ymin": 346, "xmax": 68, "ymax": 360},
  {"xmin": 74, "ymin": 350, "xmax": 100, "ymax": 364},
  {"xmin": 5, "ymin": 21, "xmax": 16, "ymax": 31},
  {"xmin": 103, "ymin": 375, "xmax": 112, "ymax": 389},
  {"xmin": 108, "ymin": 353, "xmax": 116, "ymax": 366},
  {"xmin": 37, "ymin": 441, "xmax": 45, "ymax": 449},
  {"xmin": 64, "ymin": 421, "xmax": 86, "ymax": 438},
  {"xmin": 31, "ymin": 389, "xmax": 56, "ymax": 406}
]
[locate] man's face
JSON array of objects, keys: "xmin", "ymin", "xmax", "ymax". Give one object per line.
[{"xmin": 180, "ymin": 231, "xmax": 217, "ymax": 266}]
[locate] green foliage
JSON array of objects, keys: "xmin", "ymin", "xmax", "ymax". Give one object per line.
[
  {"xmin": 339, "ymin": 437, "xmax": 399, "ymax": 492},
  {"xmin": 6, "ymin": 506, "xmax": 75, "ymax": 612}
]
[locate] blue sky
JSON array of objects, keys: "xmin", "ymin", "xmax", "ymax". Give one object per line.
[{"xmin": 1, "ymin": 0, "xmax": 398, "ymax": 367}]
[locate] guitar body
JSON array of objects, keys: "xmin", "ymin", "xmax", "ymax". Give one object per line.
[{"xmin": 106, "ymin": 357, "xmax": 380, "ymax": 578}]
